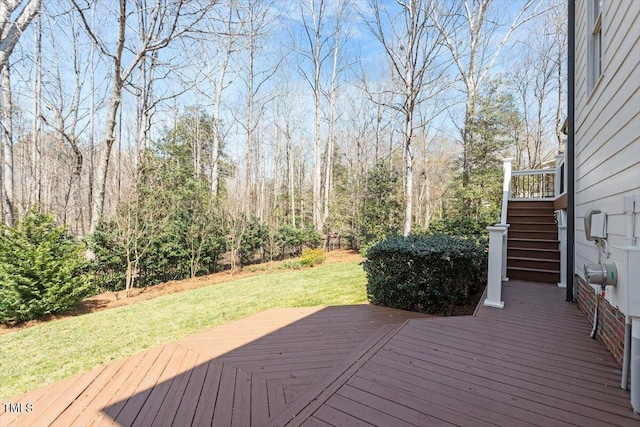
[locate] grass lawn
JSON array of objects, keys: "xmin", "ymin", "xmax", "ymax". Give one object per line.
[{"xmin": 0, "ymin": 260, "xmax": 367, "ymax": 400}]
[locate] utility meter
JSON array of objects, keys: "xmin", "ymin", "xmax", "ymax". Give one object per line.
[{"xmin": 584, "ymin": 262, "xmax": 618, "ymax": 286}]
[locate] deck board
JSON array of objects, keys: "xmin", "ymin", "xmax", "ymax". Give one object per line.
[
  {"xmin": 2, "ymin": 283, "xmax": 639, "ymax": 427},
  {"xmin": 270, "ymin": 282, "xmax": 639, "ymax": 427},
  {"xmin": 190, "ymin": 361, "xmax": 223, "ymax": 427}
]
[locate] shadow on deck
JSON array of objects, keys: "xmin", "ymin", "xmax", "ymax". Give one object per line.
[{"xmin": 2, "ymin": 281, "xmax": 638, "ymax": 426}]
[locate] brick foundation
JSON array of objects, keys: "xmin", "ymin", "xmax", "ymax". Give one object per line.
[{"xmin": 576, "ymin": 276, "xmax": 626, "ymax": 367}]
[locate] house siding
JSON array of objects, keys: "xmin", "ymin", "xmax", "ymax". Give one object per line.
[
  {"xmin": 574, "ymin": 0, "xmax": 640, "ymax": 364},
  {"xmin": 574, "ymin": 0, "xmax": 640, "ymax": 360}
]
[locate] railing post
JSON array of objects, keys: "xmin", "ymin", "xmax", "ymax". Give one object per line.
[
  {"xmin": 501, "ymin": 158, "xmax": 513, "ymax": 225},
  {"xmin": 557, "ymin": 210, "xmax": 567, "ymax": 288},
  {"xmin": 485, "ymin": 225, "xmax": 508, "ymax": 309},
  {"xmin": 555, "ymin": 154, "xmax": 564, "ymax": 197},
  {"xmin": 500, "ymin": 224, "xmax": 510, "ymax": 281}
]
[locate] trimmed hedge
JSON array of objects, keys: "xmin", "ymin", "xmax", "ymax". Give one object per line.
[{"xmin": 362, "ymin": 233, "xmax": 487, "ymax": 315}]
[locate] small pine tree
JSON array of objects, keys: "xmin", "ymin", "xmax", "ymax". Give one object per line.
[{"xmin": 0, "ymin": 210, "xmax": 91, "ymax": 323}]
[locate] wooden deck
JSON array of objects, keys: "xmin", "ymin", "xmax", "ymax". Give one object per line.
[{"xmin": 2, "ymin": 281, "xmax": 639, "ymax": 426}]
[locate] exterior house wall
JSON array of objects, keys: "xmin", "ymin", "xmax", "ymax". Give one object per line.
[{"xmin": 574, "ymin": 0, "xmax": 640, "ymax": 359}]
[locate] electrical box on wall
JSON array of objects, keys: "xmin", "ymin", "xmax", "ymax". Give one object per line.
[
  {"xmin": 627, "ymin": 248, "xmax": 640, "ymax": 317},
  {"xmin": 584, "ymin": 209, "xmax": 607, "ymax": 240},
  {"xmin": 590, "ymin": 212, "xmax": 607, "ymax": 239}
]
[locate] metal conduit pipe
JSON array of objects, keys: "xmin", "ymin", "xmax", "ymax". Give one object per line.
[
  {"xmin": 632, "ymin": 318, "xmax": 640, "ymax": 413},
  {"xmin": 622, "ymin": 316, "xmax": 631, "ymax": 390}
]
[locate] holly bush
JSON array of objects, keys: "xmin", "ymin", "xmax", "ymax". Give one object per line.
[{"xmin": 362, "ymin": 233, "xmax": 487, "ymax": 315}]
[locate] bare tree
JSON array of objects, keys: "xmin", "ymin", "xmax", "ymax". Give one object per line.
[
  {"xmin": 429, "ymin": 0, "xmax": 544, "ymax": 193},
  {"xmin": 70, "ymin": 0, "xmax": 212, "ymax": 232},
  {"xmin": 233, "ymin": 0, "xmax": 280, "ymax": 220},
  {"xmin": 0, "ymin": 0, "xmax": 41, "ymax": 225},
  {"xmin": 187, "ymin": 0, "xmax": 243, "ymax": 199},
  {"xmin": 298, "ymin": 0, "xmax": 328, "ymax": 234},
  {"xmin": 38, "ymin": 8, "xmax": 96, "ymax": 232},
  {"xmin": 504, "ymin": 0, "xmax": 565, "ymax": 168},
  {"xmin": 364, "ymin": 0, "xmax": 446, "ymax": 236},
  {"xmin": 508, "ymin": 44, "xmax": 555, "ymax": 168},
  {"xmin": 0, "ymin": 0, "xmax": 40, "ymax": 67},
  {"xmin": 547, "ymin": 0, "xmax": 567, "ymax": 148},
  {"xmin": 321, "ymin": 0, "xmax": 349, "ymax": 237},
  {"xmin": 272, "ymin": 79, "xmax": 304, "ymax": 227}
]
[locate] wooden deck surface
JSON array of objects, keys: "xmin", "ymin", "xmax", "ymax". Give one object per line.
[
  {"xmin": 2, "ymin": 281, "xmax": 639, "ymax": 426},
  {"xmin": 0, "ymin": 305, "xmax": 428, "ymax": 427}
]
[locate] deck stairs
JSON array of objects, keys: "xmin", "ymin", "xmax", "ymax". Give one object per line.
[{"xmin": 506, "ymin": 200, "xmax": 560, "ymax": 284}]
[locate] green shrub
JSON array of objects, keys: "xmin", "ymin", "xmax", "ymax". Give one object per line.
[
  {"xmin": 0, "ymin": 210, "xmax": 92, "ymax": 323},
  {"xmin": 362, "ymin": 233, "xmax": 487, "ymax": 315},
  {"xmin": 299, "ymin": 248, "xmax": 326, "ymax": 267},
  {"xmin": 281, "ymin": 259, "xmax": 304, "ymax": 270},
  {"xmin": 87, "ymin": 219, "xmax": 126, "ymax": 291},
  {"xmin": 239, "ymin": 220, "xmax": 269, "ymax": 266},
  {"xmin": 357, "ymin": 162, "xmax": 402, "ymax": 249}
]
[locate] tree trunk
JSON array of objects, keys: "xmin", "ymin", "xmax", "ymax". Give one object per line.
[
  {"xmin": 403, "ymin": 112, "xmax": 414, "ymax": 236},
  {"xmin": 1, "ymin": 64, "xmax": 14, "ymax": 225},
  {"xmin": 32, "ymin": 14, "xmax": 42, "ymax": 207},
  {"xmin": 90, "ymin": 85, "xmax": 122, "ymax": 232}
]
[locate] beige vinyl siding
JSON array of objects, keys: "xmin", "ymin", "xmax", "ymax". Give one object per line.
[{"xmin": 574, "ymin": 0, "xmax": 640, "ymax": 313}]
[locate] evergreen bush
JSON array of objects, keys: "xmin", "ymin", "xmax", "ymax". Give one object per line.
[
  {"xmin": 87, "ymin": 219, "xmax": 126, "ymax": 291},
  {"xmin": 239, "ymin": 220, "xmax": 269, "ymax": 266},
  {"xmin": 274, "ymin": 225, "xmax": 305, "ymax": 257},
  {"xmin": 362, "ymin": 233, "xmax": 487, "ymax": 315},
  {"xmin": 0, "ymin": 210, "xmax": 92, "ymax": 323}
]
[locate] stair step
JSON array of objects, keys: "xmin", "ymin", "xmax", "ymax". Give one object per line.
[
  {"xmin": 507, "ymin": 212, "xmax": 556, "ymax": 224},
  {"xmin": 508, "ymin": 200, "xmax": 555, "ymax": 209},
  {"xmin": 507, "ymin": 238, "xmax": 559, "ymax": 250},
  {"xmin": 508, "ymin": 267, "xmax": 560, "ymax": 284},
  {"xmin": 507, "ymin": 222, "xmax": 557, "ymax": 231},
  {"xmin": 508, "ymin": 256, "xmax": 560, "ymax": 271},
  {"xmin": 508, "ymin": 230, "xmax": 558, "ymax": 240},
  {"xmin": 508, "ymin": 213, "xmax": 555, "ymax": 217},
  {"xmin": 508, "ymin": 206, "xmax": 555, "ymax": 213},
  {"xmin": 508, "ymin": 247, "xmax": 560, "ymax": 260}
]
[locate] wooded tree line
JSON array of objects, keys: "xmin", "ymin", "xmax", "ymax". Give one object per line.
[{"xmin": 0, "ymin": 0, "xmax": 566, "ymax": 285}]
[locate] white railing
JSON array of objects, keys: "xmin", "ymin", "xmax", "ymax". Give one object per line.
[
  {"xmin": 510, "ymin": 168, "xmax": 557, "ymax": 200},
  {"xmin": 555, "ymin": 154, "xmax": 566, "ymax": 197},
  {"xmin": 500, "ymin": 159, "xmax": 512, "ymax": 225}
]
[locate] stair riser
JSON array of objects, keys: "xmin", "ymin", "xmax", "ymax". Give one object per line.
[
  {"xmin": 508, "ymin": 201, "xmax": 556, "ymax": 209},
  {"xmin": 508, "ymin": 268, "xmax": 560, "ymax": 284},
  {"xmin": 508, "ymin": 258, "xmax": 560, "ymax": 271},
  {"xmin": 508, "ymin": 248, "xmax": 560, "ymax": 260},
  {"xmin": 509, "ymin": 231, "xmax": 558, "ymax": 240},
  {"xmin": 507, "ymin": 209, "xmax": 555, "ymax": 219},
  {"xmin": 508, "ymin": 214, "xmax": 556, "ymax": 222},
  {"xmin": 508, "ymin": 240, "xmax": 559, "ymax": 250},
  {"xmin": 507, "ymin": 223, "xmax": 557, "ymax": 232}
]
